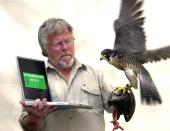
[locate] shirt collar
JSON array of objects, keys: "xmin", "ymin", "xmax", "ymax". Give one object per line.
[{"xmin": 46, "ymin": 59, "xmax": 86, "ymax": 71}]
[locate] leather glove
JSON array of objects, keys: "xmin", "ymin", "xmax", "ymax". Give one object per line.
[{"xmin": 108, "ymin": 88, "xmax": 136, "ymax": 122}]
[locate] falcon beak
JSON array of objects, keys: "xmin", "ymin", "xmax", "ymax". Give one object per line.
[
  {"xmin": 100, "ymin": 55, "xmax": 105, "ymax": 61},
  {"xmin": 100, "ymin": 57, "xmax": 103, "ymax": 60}
]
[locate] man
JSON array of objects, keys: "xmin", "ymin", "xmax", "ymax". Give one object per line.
[{"xmin": 19, "ymin": 18, "xmax": 135, "ymax": 131}]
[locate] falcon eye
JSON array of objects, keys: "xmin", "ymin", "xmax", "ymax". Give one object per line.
[{"xmin": 104, "ymin": 55, "xmax": 107, "ymax": 57}]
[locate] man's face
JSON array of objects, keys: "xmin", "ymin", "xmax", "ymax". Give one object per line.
[{"xmin": 47, "ymin": 31, "xmax": 75, "ymax": 69}]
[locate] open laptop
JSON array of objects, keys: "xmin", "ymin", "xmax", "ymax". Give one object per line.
[{"xmin": 16, "ymin": 56, "xmax": 93, "ymax": 109}]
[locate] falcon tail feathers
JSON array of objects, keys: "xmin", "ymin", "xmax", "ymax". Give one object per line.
[{"xmin": 138, "ymin": 66, "xmax": 162, "ymax": 104}]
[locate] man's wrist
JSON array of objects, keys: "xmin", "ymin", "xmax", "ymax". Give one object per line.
[{"xmin": 23, "ymin": 114, "xmax": 43, "ymax": 131}]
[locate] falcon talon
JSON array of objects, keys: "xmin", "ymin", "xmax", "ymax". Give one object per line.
[{"xmin": 113, "ymin": 85, "xmax": 130, "ymax": 95}]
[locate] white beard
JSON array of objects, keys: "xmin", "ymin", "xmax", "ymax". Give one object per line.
[{"xmin": 59, "ymin": 57, "xmax": 75, "ymax": 69}]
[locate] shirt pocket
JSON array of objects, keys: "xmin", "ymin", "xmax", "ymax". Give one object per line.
[{"xmin": 80, "ymin": 85, "xmax": 103, "ymax": 110}]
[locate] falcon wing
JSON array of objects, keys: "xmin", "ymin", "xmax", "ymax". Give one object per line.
[
  {"xmin": 114, "ymin": 0, "xmax": 146, "ymax": 55},
  {"xmin": 134, "ymin": 46, "xmax": 170, "ymax": 63}
]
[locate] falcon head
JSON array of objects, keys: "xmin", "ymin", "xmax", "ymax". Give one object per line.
[
  {"xmin": 100, "ymin": 49, "xmax": 113, "ymax": 61},
  {"xmin": 100, "ymin": 49, "xmax": 120, "ymax": 62}
]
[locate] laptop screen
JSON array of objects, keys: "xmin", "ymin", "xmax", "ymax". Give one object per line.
[{"xmin": 16, "ymin": 56, "xmax": 51, "ymax": 101}]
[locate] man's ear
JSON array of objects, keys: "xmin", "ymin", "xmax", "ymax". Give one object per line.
[{"xmin": 71, "ymin": 34, "xmax": 75, "ymax": 40}]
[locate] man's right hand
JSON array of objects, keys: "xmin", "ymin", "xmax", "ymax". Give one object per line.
[
  {"xmin": 20, "ymin": 98, "xmax": 56, "ymax": 131},
  {"xmin": 20, "ymin": 98, "xmax": 56, "ymax": 120}
]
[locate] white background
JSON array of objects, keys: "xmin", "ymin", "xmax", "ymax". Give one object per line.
[{"xmin": 0, "ymin": 0, "xmax": 170, "ymax": 130}]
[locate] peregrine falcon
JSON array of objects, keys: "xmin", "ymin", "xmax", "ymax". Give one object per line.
[{"xmin": 101, "ymin": 0, "xmax": 170, "ymax": 104}]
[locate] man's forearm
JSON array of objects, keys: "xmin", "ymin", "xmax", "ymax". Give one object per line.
[{"xmin": 22, "ymin": 115, "xmax": 43, "ymax": 131}]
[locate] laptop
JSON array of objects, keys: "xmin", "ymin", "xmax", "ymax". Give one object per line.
[{"xmin": 16, "ymin": 56, "xmax": 93, "ymax": 109}]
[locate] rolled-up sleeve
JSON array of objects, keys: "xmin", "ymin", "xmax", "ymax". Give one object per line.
[
  {"xmin": 19, "ymin": 111, "xmax": 28, "ymax": 131},
  {"xmin": 19, "ymin": 111, "xmax": 44, "ymax": 131},
  {"xmin": 97, "ymin": 70, "xmax": 116, "ymax": 113}
]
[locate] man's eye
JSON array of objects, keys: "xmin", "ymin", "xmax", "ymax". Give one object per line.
[
  {"xmin": 56, "ymin": 42, "xmax": 62, "ymax": 46},
  {"xmin": 66, "ymin": 39, "xmax": 71, "ymax": 42},
  {"xmin": 65, "ymin": 40, "xmax": 70, "ymax": 43}
]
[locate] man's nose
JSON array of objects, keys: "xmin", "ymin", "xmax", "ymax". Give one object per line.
[{"xmin": 60, "ymin": 42, "xmax": 68, "ymax": 51}]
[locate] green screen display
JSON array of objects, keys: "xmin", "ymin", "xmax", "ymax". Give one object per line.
[{"xmin": 23, "ymin": 72, "xmax": 46, "ymax": 90}]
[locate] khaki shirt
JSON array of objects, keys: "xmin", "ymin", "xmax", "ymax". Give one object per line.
[{"xmin": 19, "ymin": 60, "xmax": 115, "ymax": 131}]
